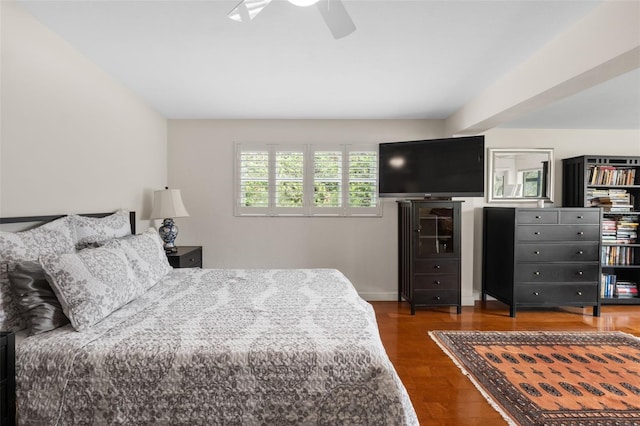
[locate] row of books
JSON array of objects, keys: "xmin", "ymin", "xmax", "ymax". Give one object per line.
[
  {"xmin": 589, "ymin": 165, "xmax": 637, "ymax": 186},
  {"xmin": 602, "ymin": 245, "xmax": 636, "ymax": 266},
  {"xmin": 587, "ymin": 189, "xmax": 635, "ymax": 212},
  {"xmin": 601, "ymin": 274, "xmax": 639, "ymax": 298},
  {"xmin": 602, "ymin": 215, "xmax": 638, "ymax": 244}
]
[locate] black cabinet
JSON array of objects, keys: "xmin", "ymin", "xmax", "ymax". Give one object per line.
[
  {"xmin": 398, "ymin": 200, "xmax": 462, "ymax": 315},
  {"xmin": 166, "ymin": 246, "xmax": 203, "ymax": 268},
  {"xmin": 0, "ymin": 332, "xmax": 15, "ymax": 426},
  {"xmin": 482, "ymin": 207, "xmax": 601, "ymax": 317}
]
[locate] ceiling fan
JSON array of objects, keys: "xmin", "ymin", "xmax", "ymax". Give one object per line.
[{"xmin": 228, "ymin": 0, "xmax": 356, "ymax": 39}]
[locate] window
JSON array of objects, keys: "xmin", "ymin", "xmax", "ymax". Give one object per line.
[{"xmin": 235, "ymin": 143, "xmax": 380, "ymax": 216}]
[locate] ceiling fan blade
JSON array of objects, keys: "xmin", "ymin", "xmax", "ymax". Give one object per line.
[
  {"xmin": 316, "ymin": 0, "xmax": 356, "ymax": 39},
  {"xmin": 228, "ymin": 0, "xmax": 273, "ymax": 23}
]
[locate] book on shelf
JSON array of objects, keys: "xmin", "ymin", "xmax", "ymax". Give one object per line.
[
  {"xmin": 589, "ymin": 166, "xmax": 637, "ymax": 186},
  {"xmin": 601, "ymin": 273, "xmax": 617, "ymax": 298},
  {"xmin": 586, "ymin": 188, "xmax": 635, "ymax": 211},
  {"xmin": 601, "ymin": 245, "xmax": 635, "ymax": 265},
  {"xmin": 600, "ymin": 275, "xmax": 638, "ymax": 299},
  {"xmin": 600, "ymin": 215, "xmax": 639, "ymax": 244},
  {"xmin": 614, "ymin": 281, "xmax": 639, "ymax": 299}
]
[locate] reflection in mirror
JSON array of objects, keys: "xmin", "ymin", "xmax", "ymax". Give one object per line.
[{"xmin": 488, "ymin": 148, "xmax": 554, "ymax": 203}]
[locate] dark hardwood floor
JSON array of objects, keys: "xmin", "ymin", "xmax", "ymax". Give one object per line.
[{"xmin": 371, "ymin": 300, "xmax": 640, "ymax": 426}]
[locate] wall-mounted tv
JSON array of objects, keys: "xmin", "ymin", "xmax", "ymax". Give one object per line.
[{"xmin": 378, "ymin": 136, "xmax": 485, "ymax": 198}]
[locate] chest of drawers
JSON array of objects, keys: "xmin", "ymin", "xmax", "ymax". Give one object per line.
[{"xmin": 482, "ymin": 207, "xmax": 601, "ymax": 317}]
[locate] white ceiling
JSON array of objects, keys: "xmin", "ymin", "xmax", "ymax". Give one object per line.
[{"xmin": 15, "ymin": 0, "xmax": 640, "ymax": 129}]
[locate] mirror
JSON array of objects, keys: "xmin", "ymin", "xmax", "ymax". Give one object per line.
[{"xmin": 487, "ymin": 148, "xmax": 554, "ymax": 203}]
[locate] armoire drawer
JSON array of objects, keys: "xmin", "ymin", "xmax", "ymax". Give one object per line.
[
  {"xmin": 517, "ymin": 225, "xmax": 600, "ymax": 242},
  {"xmin": 413, "ymin": 259, "xmax": 458, "ymax": 274},
  {"xmin": 516, "ymin": 243, "xmax": 600, "ymax": 262},
  {"xmin": 413, "ymin": 289, "xmax": 459, "ymax": 306},
  {"xmin": 515, "ymin": 263, "xmax": 600, "ymax": 283},
  {"xmin": 516, "ymin": 284, "xmax": 598, "ymax": 304},
  {"xmin": 413, "ymin": 274, "xmax": 458, "ymax": 290}
]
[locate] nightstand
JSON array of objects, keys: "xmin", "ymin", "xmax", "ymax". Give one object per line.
[
  {"xmin": 166, "ymin": 246, "xmax": 202, "ymax": 268},
  {"xmin": 0, "ymin": 331, "xmax": 15, "ymax": 425}
]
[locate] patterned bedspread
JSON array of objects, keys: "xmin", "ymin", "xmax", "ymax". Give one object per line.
[{"xmin": 16, "ymin": 268, "xmax": 418, "ymax": 425}]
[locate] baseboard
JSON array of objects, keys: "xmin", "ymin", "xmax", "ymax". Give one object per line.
[
  {"xmin": 359, "ymin": 292, "xmax": 398, "ymax": 301},
  {"xmin": 360, "ymin": 291, "xmax": 476, "ymax": 306}
]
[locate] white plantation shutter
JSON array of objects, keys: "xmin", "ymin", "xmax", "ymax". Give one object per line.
[
  {"xmin": 235, "ymin": 143, "xmax": 380, "ymax": 217},
  {"xmin": 312, "ymin": 149, "xmax": 343, "ymax": 215},
  {"xmin": 237, "ymin": 148, "xmax": 270, "ymax": 215},
  {"xmin": 347, "ymin": 148, "xmax": 379, "ymax": 215}
]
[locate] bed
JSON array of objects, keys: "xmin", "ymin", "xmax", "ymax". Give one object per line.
[{"xmin": 0, "ymin": 211, "xmax": 418, "ymax": 425}]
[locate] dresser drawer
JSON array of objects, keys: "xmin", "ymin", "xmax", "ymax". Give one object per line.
[
  {"xmin": 516, "ymin": 284, "xmax": 598, "ymax": 304},
  {"xmin": 413, "ymin": 274, "xmax": 458, "ymax": 290},
  {"xmin": 413, "ymin": 259, "xmax": 458, "ymax": 274},
  {"xmin": 517, "ymin": 210, "xmax": 558, "ymax": 224},
  {"xmin": 515, "ymin": 263, "xmax": 600, "ymax": 283},
  {"xmin": 559, "ymin": 210, "xmax": 600, "ymax": 225},
  {"xmin": 413, "ymin": 289, "xmax": 459, "ymax": 305},
  {"xmin": 516, "ymin": 243, "xmax": 600, "ymax": 262},
  {"xmin": 517, "ymin": 225, "xmax": 600, "ymax": 242}
]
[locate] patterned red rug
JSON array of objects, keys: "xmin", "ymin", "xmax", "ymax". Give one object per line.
[{"xmin": 430, "ymin": 331, "xmax": 640, "ymax": 426}]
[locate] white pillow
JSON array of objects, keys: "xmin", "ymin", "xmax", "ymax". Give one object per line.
[
  {"xmin": 103, "ymin": 228, "xmax": 171, "ymax": 290},
  {"xmin": 0, "ymin": 216, "xmax": 75, "ymax": 331},
  {"xmin": 70, "ymin": 210, "xmax": 131, "ymax": 249},
  {"xmin": 40, "ymin": 243, "xmax": 144, "ymax": 331}
]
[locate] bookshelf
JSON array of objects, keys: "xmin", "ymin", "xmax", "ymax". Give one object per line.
[{"xmin": 563, "ymin": 155, "xmax": 640, "ymax": 305}]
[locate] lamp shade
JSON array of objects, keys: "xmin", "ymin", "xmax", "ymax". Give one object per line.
[{"xmin": 150, "ymin": 189, "xmax": 190, "ymax": 219}]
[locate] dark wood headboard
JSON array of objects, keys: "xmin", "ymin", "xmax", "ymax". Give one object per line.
[{"xmin": 0, "ymin": 211, "xmax": 136, "ymax": 234}]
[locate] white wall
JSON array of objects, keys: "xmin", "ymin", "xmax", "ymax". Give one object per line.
[
  {"xmin": 0, "ymin": 1, "xmax": 167, "ymax": 228},
  {"xmin": 169, "ymin": 122, "xmax": 639, "ymax": 303},
  {"xmin": 168, "ymin": 119, "xmax": 447, "ymax": 300}
]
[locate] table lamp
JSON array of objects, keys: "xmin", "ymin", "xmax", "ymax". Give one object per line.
[{"xmin": 150, "ymin": 188, "xmax": 190, "ymax": 253}]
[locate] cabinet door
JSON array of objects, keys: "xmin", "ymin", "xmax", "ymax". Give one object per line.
[{"xmin": 414, "ymin": 203, "xmax": 457, "ymax": 258}]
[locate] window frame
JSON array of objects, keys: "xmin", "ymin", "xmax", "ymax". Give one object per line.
[{"xmin": 234, "ymin": 143, "xmax": 381, "ymax": 217}]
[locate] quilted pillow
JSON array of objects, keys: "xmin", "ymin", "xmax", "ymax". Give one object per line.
[
  {"xmin": 8, "ymin": 261, "xmax": 69, "ymax": 335},
  {"xmin": 103, "ymin": 228, "xmax": 171, "ymax": 291},
  {"xmin": 0, "ymin": 216, "xmax": 75, "ymax": 331},
  {"xmin": 70, "ymin": 210, "xmax": 131, "ymax": 249},
  {"xmin": 40, "ymin": 243, "xmax": 145, "ymax": 331}
]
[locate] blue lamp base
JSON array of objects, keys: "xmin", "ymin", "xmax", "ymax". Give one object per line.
[{"xmin": 158, "ymin": 218, "xmax": 179, "ymax": 253}]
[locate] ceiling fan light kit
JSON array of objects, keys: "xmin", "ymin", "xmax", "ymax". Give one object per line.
[{"xmin": 228, "ymin": 0, "xmax": 356, "ymax": 39}]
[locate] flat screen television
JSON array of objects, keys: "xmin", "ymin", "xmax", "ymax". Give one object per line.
[{"xmin": 378, "ymin": 136, "xmax": 485, "ymax": 198}]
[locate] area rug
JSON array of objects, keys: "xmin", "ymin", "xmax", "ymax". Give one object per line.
[{"xmin": 429, "ymin": 331, "xmax": 640, "ymax": 426}]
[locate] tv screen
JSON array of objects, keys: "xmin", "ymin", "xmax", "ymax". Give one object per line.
[{"xmin": 378, "ymin": 136, "xmax": 485, "ymax": 198}]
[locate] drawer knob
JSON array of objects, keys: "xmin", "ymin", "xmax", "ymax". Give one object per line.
[
  {"xmin": 534, "ymin": 271, "xmax": 540, "ymax": 276},
  {"xmin": 435, "ymin": 296, "xmax": 441, "ymax": 301},
  {"xmin": 577, "ymin": 215, "xmax": 583, "ymax": 219},
  {"xmin": 534, "ymin": 231, "xmax": 541, "ymax": 235},
  {"xmin": 535, "ymin": 215, "xmax": 541, "ymax": 219},
  {"xmin": 577, "ymin": 250, "xmax": 584, "ymax": 255},
  {"xmin": 577, "ymin": 270, "xmax": 583, "ymax": 275},
  {"xmin": 577, "ymin": 291, "xmax": 583, "ymax": 296},
  {"xmin": 434, "ymin": 280, "xmax": 441, "ymax": 285},
  {"xmin": 534, "ymin": 250, "xmax": 540, "ymax": 255},
  {"xmin": 533, "ymin": 292, "xmax": 540, "ymax": 296},
  {"xmin": 577, "ymin": 231, "xmax": 584, "ymax": 235},
  {"xmin": 434, "ymin": 265, "xmax": 441, "ymax": 269},
  {"xmin": 189, "ymin": 258, "xmax": 195, "ymax": 262}
]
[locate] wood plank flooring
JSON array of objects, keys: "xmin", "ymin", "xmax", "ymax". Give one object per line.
[{"xmin": 371, "ymin": 301, "xmax": 640, "ymax": 426}]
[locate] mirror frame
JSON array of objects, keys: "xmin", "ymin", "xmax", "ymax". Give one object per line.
[{"xmin": 487, "ymin": 148, "xmax": 554, "ymax": 203}]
